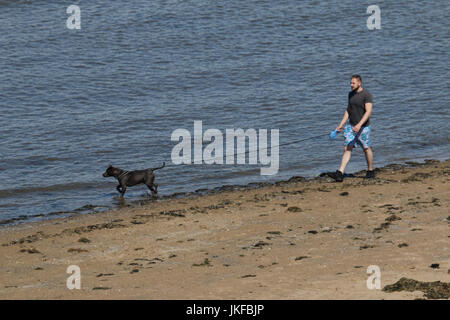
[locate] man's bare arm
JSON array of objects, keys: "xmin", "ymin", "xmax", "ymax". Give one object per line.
[{"xmin": 336, "ymin": 110, "xmax": 349, "ymax": 132}]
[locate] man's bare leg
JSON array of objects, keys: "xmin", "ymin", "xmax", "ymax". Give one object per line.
[
  {"xmin": 338, "ymin": 145, "xmax": 353, "ymax": 173},
  {"xmin": 363, "ymin": 147, "xmax": 373, "ymax": 170}
]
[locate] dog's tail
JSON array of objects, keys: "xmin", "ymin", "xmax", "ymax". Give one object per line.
[{"xmin": 152, "ymin": 162, "xmax": 166, "ymax": 171}]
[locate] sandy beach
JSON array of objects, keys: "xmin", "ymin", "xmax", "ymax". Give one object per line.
[{"xmin": 0, "ymin": 159, "xmax": 448, "ymax": 300}]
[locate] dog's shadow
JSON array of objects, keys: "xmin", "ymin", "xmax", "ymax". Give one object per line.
[
  {"xmin": 113, "ymin": 196, "xmax": 127, "ymax": 207},
  {"xmin": 113, "ymin": 193, "xmax": 158, "ymax": 206}
]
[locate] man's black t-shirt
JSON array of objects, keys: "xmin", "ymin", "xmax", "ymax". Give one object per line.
[{"xmin": 347, "ymin": 89, "xmax": 373, "ymax": 126}]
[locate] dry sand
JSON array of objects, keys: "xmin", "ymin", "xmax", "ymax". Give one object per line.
[{"xmin": 0, "ymin": 159, "xmax": 448, "ymax": 299}]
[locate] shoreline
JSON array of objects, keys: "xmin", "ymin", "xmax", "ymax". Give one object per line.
[
  {"xmin": 0, "ymin": 158, "xmax": 448, "ymax": 299},
  {"xmin": 1, "ymin": 157, "xmax": 448, "ymax": 228}
]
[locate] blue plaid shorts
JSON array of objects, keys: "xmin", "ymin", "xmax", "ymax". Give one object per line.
[{"xmin": 343, "ymin": 124, "xmax": 371, "ymax": 149}]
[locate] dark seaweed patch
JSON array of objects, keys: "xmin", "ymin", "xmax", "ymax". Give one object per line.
[
  {"xmin": 192, "ymin": 258, "xmax": 212, "ymax": 267},
  {"xmin": 383, "ymin": 277, "xmax": 449, "ymax": 299}
]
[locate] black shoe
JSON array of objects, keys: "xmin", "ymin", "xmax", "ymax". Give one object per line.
[
  {"xmin": 328, "ymin": 170, "xmax": 344, "ymax": 182},
  {"xmin": 365, "ymin": 170, "xmax": 375, "ymax": 179}
]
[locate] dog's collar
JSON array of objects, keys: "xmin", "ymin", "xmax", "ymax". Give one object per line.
[{"xmin": 118, "ymin": 171, "xmax": 130, "ymax": 178}]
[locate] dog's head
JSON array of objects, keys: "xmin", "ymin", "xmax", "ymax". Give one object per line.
[{"xmin": 103, "ymin": 164, "xmax": 119, "ymax": 177}]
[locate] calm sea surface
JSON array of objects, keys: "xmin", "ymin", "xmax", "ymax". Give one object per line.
[{"xmin": 1, "ymin": 0, "xmax": 449, "ymax": 225}]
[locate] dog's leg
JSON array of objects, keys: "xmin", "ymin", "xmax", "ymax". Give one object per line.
[
  {"xmin": 116, "ymin": 185, "xmax": 122, "ymax": 193},
  {"xmin": 146, "ymin": 184, "xmax": 157, "ymax": 196},
  {"xmin": 120, "ymin": 185, "xmax": 127, "ymax": 197},
  {"xmin": 145, "ymin": 175, "xmax": 157, "ymax": 195}
]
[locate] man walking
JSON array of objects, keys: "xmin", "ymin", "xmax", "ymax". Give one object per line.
[{"xmin": 328, "ymin": 75, "xmax": 375, "ymax": 182}]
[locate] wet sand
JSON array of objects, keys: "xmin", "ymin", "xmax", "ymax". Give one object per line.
[{"xmin": 0, "ymin": 159, "xmax": 449, "ymax": 299}]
